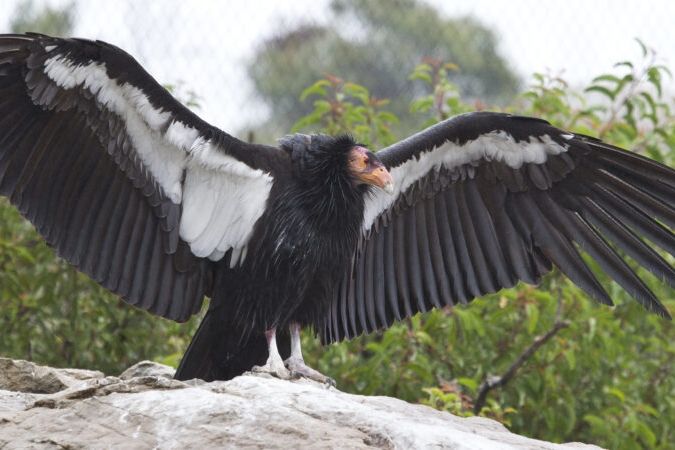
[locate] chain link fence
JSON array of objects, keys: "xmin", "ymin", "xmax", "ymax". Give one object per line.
[{"xmin": 2, "ymin": 0, "xmax": 674, "ymax": 142}]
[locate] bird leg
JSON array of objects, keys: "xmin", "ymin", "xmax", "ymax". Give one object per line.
[
  {"xmin": 251, "ymin": 327, "xmax": 291, "ymax": 379},
  {"xmin": 284, "ymin": 322, "xmax": 335, "ymax": 386}
]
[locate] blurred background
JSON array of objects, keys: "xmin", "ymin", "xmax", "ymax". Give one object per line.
[
  {"xmin": 2, "ymin": 0, "xmax": 674, "ymax": 141},
  {"xmin": 1, "ymin": 1, "xmax": 674, "ymax": 449}
]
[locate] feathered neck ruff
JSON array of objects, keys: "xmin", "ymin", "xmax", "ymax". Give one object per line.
[{"xmin": 284, "ymin": 134, "xmax": 368, "ymax": 225}]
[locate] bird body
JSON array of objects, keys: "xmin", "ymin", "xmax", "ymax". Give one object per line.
[
  {"xmin": 0, "ymin": 33, "xmax": 673, "ymax": 384},
  {"xmin": 192, "ymin": 136, "xmax": 370, "ymax": 380}
]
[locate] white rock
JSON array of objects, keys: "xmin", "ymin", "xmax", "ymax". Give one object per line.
[
  {"xmin": 119, "ymin": 360, "xmax": 177, "ymax": 380},
  {"xmin": 0, "ymin": 357, "xmax": 104, "ymax": 393},
  {"xmin": 0, "ymin": 359, "xmax": 603, "ymax": 449}
]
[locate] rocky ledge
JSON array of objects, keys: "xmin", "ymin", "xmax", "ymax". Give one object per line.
[{"xmin": 0, "ymin": 358, "xmax": 602, "ymax": 449}]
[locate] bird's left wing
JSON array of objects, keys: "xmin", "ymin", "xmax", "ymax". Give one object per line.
[
  {"xmin": 0, "ymin": 34, "xmax": 286, "ymax": 321},
  {"xmin": 321, "ymin": 112, "xmax": 674, "ymax": 343}
]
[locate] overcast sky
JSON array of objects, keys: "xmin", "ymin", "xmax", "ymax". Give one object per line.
[{"xmin": 2, "ymin": 0, "xmax": 674, "ymax": 136}]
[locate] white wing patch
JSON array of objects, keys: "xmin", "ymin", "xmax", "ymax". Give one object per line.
[
  {"xmin": 362, "ymin": 131, "xmax": 569, "ymax": 233},
  {"xmin": 44, "ymin": 56, "xmax": 182, "ymax": 200},
  {"xmin": 43, "ymin": 55, "xmax": 273, "ymax": 264},
  {"xmin": 180, "ymin": 162, "xmax": 271, "ymax": 262}
]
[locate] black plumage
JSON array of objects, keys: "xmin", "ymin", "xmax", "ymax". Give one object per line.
[
  {"xmin": 0, "ymin": 33, "xmax": 673, "ymax": 384},
  {"xmin": 322, "ymin": 122, "xmax": 674, "ymax": 342}
]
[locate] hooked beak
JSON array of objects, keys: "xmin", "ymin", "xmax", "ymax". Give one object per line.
[
  {"xmin": 377, "ymin": 168, "xmax": 395, "ymax": 194},
  {"xmin": 362, "ymin": 166, "xmax": 394, "ymax": 194},
  {"xmin": 348, "ymin": 146, "xmax": 395, "ymax": 194}
]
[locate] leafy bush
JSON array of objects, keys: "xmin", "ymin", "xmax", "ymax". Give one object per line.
[
  {"xmin": 0, "ymin": 198, "xmax": 203, "ymax": 374},
  {"xmin": 296, "ymin": 41, "xmax": 674, "ymax": 449}
]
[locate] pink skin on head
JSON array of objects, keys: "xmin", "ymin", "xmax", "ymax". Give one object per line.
[{"xmin": 348, "ymin": 146, "xmax": 394, "ymax": 193}]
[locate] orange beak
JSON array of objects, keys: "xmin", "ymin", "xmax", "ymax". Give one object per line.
[
  {"xmin": 348, "ymin": 146, "xmax": 394, "ymax": 194},
  {"xmin": 359, "ymin": 166, "xmax": 394, "ymax": 193}
]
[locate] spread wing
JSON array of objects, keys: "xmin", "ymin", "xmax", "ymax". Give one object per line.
[
  {"xmin": 0, "ymin": 33, "xmax": 287, "ymax": 321},
  {"xmin": 322, "ymin": 112, "xmax": 674, "ymax": 343}
]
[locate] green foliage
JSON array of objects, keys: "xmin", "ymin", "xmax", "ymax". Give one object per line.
[
  {"xmin": 0, "ymin": 198, "xmax": 203, "ymax": 374},
  {"xmin": 295, "ymin": 45, "xmax": 674, "ymax": 449},
  {"xmin": 293, "ymin": 75, "xmax": 398, "ymax": 147},
  {"xmin": 409, "ymin": 58, "xmax": 473, "ymax": 125},
  {"xmin": 247, "ymin": 0, "xmax": 519, "ymax": 140},
  {"xmin": 10, "ymin": 0, "xmax": 76, "ymax": 37},
  {"xmin": 0, "ymin": 79, "xmax": 204, "ymax": 375},
  {"xmin": 518, "ymin": 38, "xmax": 673, "ymax": 166}
]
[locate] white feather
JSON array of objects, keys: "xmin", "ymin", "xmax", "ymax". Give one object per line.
[
  {"xmin": 179, "ymin": 160, "xmax": 270, "ymax": 263},
  {"xmin": 229, "ymin": 247, "xmax": 243, "ymax": 268},
  {"xmin": 43, "ymin": 56, "xmax": 273, "ymax": 262},
  {"xmin": 44, "ymin": 57, "xmax": 184, "ymax": 201},
  {"xmin": 165, "ymin": 121, "xmax": 200, "ymax": 150},
  {"xmin": 190, "ymin": 138, "xmax": 268, "ymax": 179},
  {"xmin": 189, "ymin": 172, "xmax": 242, "ymax": 255},
  {"xmin": 362, "ymin": 132, "xmax": 568, "ymax": 232},
  {"xmin": 208, "ymin": 249, "xmax": 226, "ymax": 262},
  {"xmin": 179, "ymin": 165, "xmax": 220, "ymax": 245}
]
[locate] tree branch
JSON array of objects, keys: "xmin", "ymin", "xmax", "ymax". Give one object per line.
[{"xmin": 473, "ymin": 292, "xmax": 570, "ymax": 414}]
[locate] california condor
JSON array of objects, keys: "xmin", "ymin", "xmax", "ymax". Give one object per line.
[{"xmin": 0, "ymin": 33, "xmax": 673, "ymax": 384}]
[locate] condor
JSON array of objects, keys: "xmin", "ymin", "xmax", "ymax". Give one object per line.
[{"xmin": 0, "ymin": 33, "xmax": 672, "ymax": 384}]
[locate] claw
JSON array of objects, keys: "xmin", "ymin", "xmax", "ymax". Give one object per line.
[
  {"xmin": 252, "ymin": 361, "xmax": 292, "ymax": 380},
  {"xmin": 251, "ymin": 327, "xmax": 292, "ymax": 380},
  {"xmin": 283, "ymin": 322, "xmax": 336, "ymax": 387},
  {"xmin": 285, "ymin": 356, "xmax": 336, "ymax": 387}
]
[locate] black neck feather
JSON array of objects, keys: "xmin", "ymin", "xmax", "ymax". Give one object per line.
[{"xmin": 289, "ymin": 134, "xmax": 367, "ymax": 229}]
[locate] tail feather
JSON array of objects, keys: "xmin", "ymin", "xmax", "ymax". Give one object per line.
[
  {"xmin": 175, "ymin": 311, "xmax": 289, "ymax": 381},
  {"xmin": 175, "ymin": 311, "xmax": 217, "ymax": 381}
]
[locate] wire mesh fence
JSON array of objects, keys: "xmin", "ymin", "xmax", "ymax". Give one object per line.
[{"xmin": 2, "ymin": 0, "xmax": 674, "ymax": 143}]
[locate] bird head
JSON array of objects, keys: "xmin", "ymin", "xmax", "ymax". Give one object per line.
[
  {"xmin": 279, "ymin": 133, "xmax": 394, "ymax": 194},
  {"xmin": 346, "ymin": 145, "xmax": 394, "ymax": 194}
]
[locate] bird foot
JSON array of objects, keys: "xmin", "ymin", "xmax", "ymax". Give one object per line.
[
  {"xmin": 251, "ymin": 359, "xmax": 292, "ymax": 380},
  {"xmin": 284, "ymin": 356, "xmax": 336, "ymax": 387}
]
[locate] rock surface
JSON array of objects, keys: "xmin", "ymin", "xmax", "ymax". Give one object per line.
[{"xmin": 0, "ymin": 357, "xmax": 603, "ymax": 449}]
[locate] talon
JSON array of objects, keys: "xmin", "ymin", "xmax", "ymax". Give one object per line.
[
  {"xmin": 252, "ymin": 362, "xmax": 291, "ymax": 380},
  {"xmin": 282, "ymin": 322, "xmax": 336, "ymax": 386},
  {"xmin": 251, "ymin": 327, "xmax": 292, "ymax": 380},
  {"xmin": 284, "ymin": 356, "xmax": 335, "ymax": 386}
]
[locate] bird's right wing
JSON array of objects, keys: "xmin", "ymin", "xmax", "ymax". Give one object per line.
[
  {"xmin": 321, "ymin": 112, "xmax": 674, "ymax": 343},
  {"xmin": 0, "ymin": 34, "xmax": 288, "ymax": 321}
]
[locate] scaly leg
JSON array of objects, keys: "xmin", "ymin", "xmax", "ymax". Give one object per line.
[
  {"xmin": 251, "ymin": 327, "xmax": 291, "ymax": 379},
  {"xmin": 284, "ymin": 322, "xmax": 335, "ymax": 386}
]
